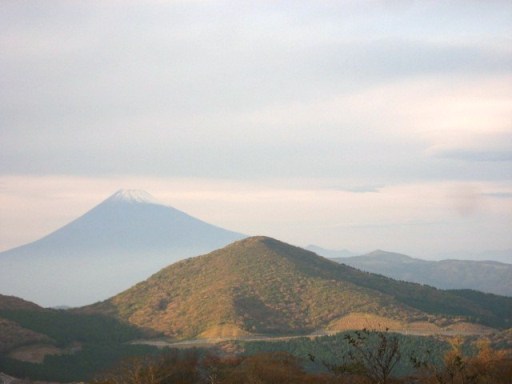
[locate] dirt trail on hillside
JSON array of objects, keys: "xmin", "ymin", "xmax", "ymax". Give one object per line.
[{"xmin": 131, "ymin": 326, "xmax": 495, "ymax": 349}]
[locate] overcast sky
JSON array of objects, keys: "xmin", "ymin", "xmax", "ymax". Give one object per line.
[{"xmin": 1, "ymin": 1, "xmax": 511, "ymax": 258}]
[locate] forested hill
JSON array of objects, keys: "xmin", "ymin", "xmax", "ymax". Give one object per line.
[{"xmin": 86, "ymin": 237, "xmax": 512, "ymax": 339}]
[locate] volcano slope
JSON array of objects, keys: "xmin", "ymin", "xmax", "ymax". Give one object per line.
[
  {"xmin": 0, "ymin": 189, "xmax": 245, "ymax": 307},
  {"xmin": 87, "ymin": 237, "xmax": 512, "ymax": 339}
]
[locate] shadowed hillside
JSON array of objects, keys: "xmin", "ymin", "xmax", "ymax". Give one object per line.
[
  {"xmin": 0, "ymin": 295, "xmax": 49, "ymax": 353},
  {"xmin": 0, "ymin": 294, "xmax": 157, "ymax": 382}
]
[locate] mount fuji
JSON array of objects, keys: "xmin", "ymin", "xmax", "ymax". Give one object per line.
[{"xmin": 0, "ymin": 190, "xmax": 246, "ymax": 307}]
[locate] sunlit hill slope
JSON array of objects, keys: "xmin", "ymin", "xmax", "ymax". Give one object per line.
[{"xmin": 87, "ymin": 237, "xmax": 512, "ymax": 339}]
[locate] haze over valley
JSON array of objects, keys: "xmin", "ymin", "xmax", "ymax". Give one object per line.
[
  {"xmin": 1, "ymin": 189, "xmax": 510, "ymax": 308},
  {"xmin": 325, "ymin": 249, "xmax": 512, "ymax": 297},
  {"xmin": 0, "ymin": 190, "xmax": 245, "ymax": 307},
  {"xmin": 0, "ymin": 190, "xmax": 511, "ymax": 383}
]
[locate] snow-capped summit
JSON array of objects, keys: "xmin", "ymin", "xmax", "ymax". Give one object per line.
[
  {"xmin": 0, "ymin": 190, "xmax": 246, "ymax": 307},
  {"xmin": 107, "ymin": 189, "xmax": 161, "ymax": 205}
]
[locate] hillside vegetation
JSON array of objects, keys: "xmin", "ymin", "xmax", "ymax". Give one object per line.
[
  {"xmin": 87, "ymin": 237, "xmax": 512, "ymax": 339},
  {"xmin": 0, "ymin": 295, "xmax": 49, "ymax": 353},
  {"xmin": 94, "ymin": 331, "xmax": 512, "ymax": 384},
  {"xmin": 0, "ymin": 294, "xmax": 157, "ymax": 382},
  {"xmin": 0, "ymin": 294, "xmax": 43, "ymax": 311}
]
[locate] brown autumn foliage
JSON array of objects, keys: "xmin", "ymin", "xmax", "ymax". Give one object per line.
[
  {"xmin": 0, "ymin": 294, "xmax": 43, "ymax": 311},
  {"xmin": 92, "ymin": 335, "xmax": 512, "ymax": 384},
  {"xmin": 413, "ymin": 337, "xmax": 512, "ymax": 384},
  {"xmin": 87, "ymin": 237, "xmax": 424, "ymax": 339},
  {"xmin": 93, "ymin": 350, "xmax": 352, "ymax": 384},
  {"xmin": 84, "ymin": 237, "xmax": 512, "ymax": 340},
  {"xmin": 93, "ymin": 350, "xmax": 200, "ymax": 384},
  {"xmin": 0, "ymin": 317, "xmax": 51, "ymax": 353}
]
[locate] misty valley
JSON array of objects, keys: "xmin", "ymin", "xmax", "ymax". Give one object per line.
[{"xmin": 0, "ymin": 191, "xmax": 511, "ymax": 383}]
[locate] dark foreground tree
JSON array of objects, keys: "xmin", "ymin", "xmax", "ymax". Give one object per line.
[
  {"xmin": 91, "ymin": 335, "xmax": 511, "ymax": 384},
  {"xmin": 345, "ymin": 328, "xmax": 401, "ymax": 384},
  {"xmin": 92, "ymin": 349, "xmax": 340, "ymax": 384},
  {"xmin": 92, "ymin": 349, "xmax": 200, "ymax": 384},
  {"xmin": 317, "ymin": 328, "xmax": 401, "ymax": 384}
]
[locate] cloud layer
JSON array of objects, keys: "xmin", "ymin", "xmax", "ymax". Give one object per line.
[{"xmin": 1, "ymin": 1, "xmax": 511, "ymax": 256}]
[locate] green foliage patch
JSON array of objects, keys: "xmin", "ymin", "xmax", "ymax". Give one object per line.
[
  {"xmin": 238, "ymin": 331, "xmax": 451, "ymax": 376},
  {"xmin": 0, "ymin": 308, "xmax": 157, "ymax": 382},
  {"xmin": 0, "ymin": 343, "xmax": 161, "ymax": 382},
  {"xmin": 0, "ymin": 309, "xmax": 145, "ymax": 346}
]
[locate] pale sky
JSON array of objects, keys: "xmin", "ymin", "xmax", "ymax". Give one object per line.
[{"xmin": 1, "ymin": 1, "xmax": 511, "ymax": 258}]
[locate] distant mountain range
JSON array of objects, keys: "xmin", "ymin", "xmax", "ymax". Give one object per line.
[
  {"xmin": 0, "ymin": 190, "xmax": 246, "ymax": 307},
  {"xmin": 308, "ymin": 245, "xmax": 512, "ymax": 264},
  {"xmin": 435, "ymin": 249, "xmax": 512, "ymax": 264},
  {"xmin": 321, "ymin": 250, "xmax": 512, "ymax": 297},
  {"xmin": 86, "ymin": 237, "xmax": 512, "ymax": 339}
]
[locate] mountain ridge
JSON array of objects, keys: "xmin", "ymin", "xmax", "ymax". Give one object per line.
[
  {"xmin": 85, "ymin": 237, "xmax": 512, "ymax": 340},
  {"xmin": 4, "ymin": 189, "xmax": 244, "ymax": 254},
  {"xmin": 328, "ymin": 250, "xmax": 512, "ymax": 296}
]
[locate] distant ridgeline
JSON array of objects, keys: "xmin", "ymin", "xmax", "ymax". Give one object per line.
[{"xmin": 326, "ymin": 249, "xmax": 512, "ymax": 297}]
